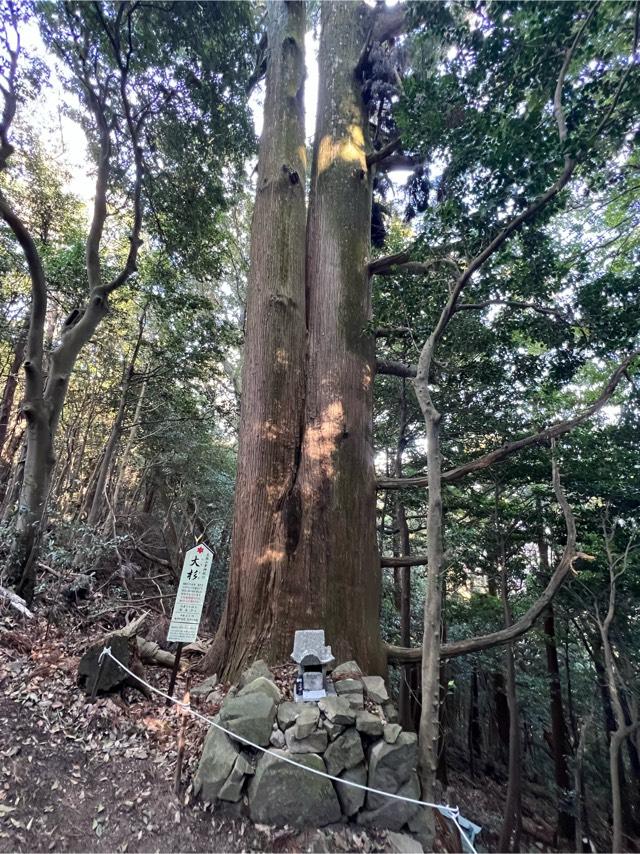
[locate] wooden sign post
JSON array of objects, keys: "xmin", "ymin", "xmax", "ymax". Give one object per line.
[{"xmin": 166, "ymin": 543, "xmax": 213, "ymax": 703}]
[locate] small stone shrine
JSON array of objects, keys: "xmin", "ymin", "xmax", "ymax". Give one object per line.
[{"xmin": 291, "ymin": 629, "xmax": 335, "ymax": 702}]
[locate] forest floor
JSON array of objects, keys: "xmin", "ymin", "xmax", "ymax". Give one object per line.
[{"xmin": 0, "ymin": 602, "xmax": 562, "ymax": 854}]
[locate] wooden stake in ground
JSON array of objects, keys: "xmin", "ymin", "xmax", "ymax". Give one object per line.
[
  {"xmin": 174, "ymin": 676, "xmax": 191, "ymax": 795},
  {"xmin": 166, "ymin": 642, "xmax": 184, "ymax": 706}
]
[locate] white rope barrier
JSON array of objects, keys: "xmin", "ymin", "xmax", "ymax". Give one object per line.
[{"xmin": 98, "ymin": 646, "xmax": 479, "ymax": 854}]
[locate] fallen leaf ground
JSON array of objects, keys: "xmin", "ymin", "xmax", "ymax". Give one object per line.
[
  {"xmin": 0, "ymin": 610, "xmax": 405, "ymax": 853},
  {"xmin": 1, "ymin": 601, "xmax": 578, "ymax": 854}
]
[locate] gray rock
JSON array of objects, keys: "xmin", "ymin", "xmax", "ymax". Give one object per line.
[
  {"xmin": 358, "ymin": 773, "xmax": 420, "ymax": 831},
  {"xmin": 386, "ymin": 831, "xmax": 424, "ymax": 853},
  {"xmin": 322, "ymin": 719, "xmax": 346, "ymax": 741},
  {"xmin": 193, "ymin": 726, "xmax": 239, "ymax": 802},
  {"xmin": 335, "ymin": 762, "xmax": 367, "ymax": 817},
  {"xmin": 318, "ymin": 695, "xmax": 355, "ymax": 725},
  {"xmin": 356, "ymin": 710, "xmax": 384, "ymax": 738},
  {"xmin": 238, "ymin": 676, "xmax": 282, "ymax": 704},
  {"xmin": 335, "ymin": 678, "xmax": 363, "ymax": 696},
  {"xmin": 383, "ymin": 700, "xmax": 399, "ymax": 723},
  {"xmin": 294, "ymin": 704, "xmax": 320, "ymax": 739},
  {"xmin": 324, "ymin": 727, "xmax": 365, "ymax": 776},
  {"xmin": 335, "ymin": 679, "xmax": 364, "ymax": 709},
  {"xmin": 205, "ymin": 688, "xmax": 225, "ymax": 707},
  {"xmin": 362, "ymin": 675, "xmax": 389, "ymax": 704},
  {"xmin": 191, "ymin": 674, "xmax": 219, "ymax": 699},
  {"xmin": 248, "ymin": 750, "xmax": 341, "ymax": 827},
  {"xmin": 236, "ymin": 753, "xmax": 255, "ymax": 776},
  {"xmin": 270, "ymin": 728, "xmax": 286, "ymax": 748},
  {"xmin": 383, "ymin": 723, "xmax": 402, "ymax": 744},
  {"xmin": 366, "ymin": 733, "xmax": 418, "ymax": 811},
  {"xmin": 218, "ymin": 760, "xmax": 246, "ymax": 802},
  {"xmin": 332, "ymin": 660, "xmax": 363, "ymax": 679},
  {"xmin": 277, "ymin": 700, "xmax": 303, "ymax": 730},
  {"xmin": 285, "ymin": 727, "xmax": 328, "ymax": 754},
  {"xmin": 238, "ymin": 659, "xmax": 274, "ymax": 689},
  {"xmin": 219, "ymin": 691, "xmax": 276, "ymax": 748},
  {"xmin": 406, "ymin": 809, "xmax": 435, "ymax": 845}
]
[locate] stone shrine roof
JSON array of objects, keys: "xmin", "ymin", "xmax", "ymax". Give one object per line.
[{"xmin": 291, "ymin": 629, "xmax": 336, "ymax": 668}]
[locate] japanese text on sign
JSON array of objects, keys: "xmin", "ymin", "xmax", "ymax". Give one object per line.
[{"xmin": 167, "ymin": 544, "xmax": 213, "ymax": 643}]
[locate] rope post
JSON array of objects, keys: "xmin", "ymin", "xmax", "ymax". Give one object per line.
[
  {"xmin": 166, "ymin": 642, "xmax": 183, "ymax": 706},
  {"xmin": 174, "ymin": 675, "xmax": 191, "ymax": 795},
  {"xmin": 89, "ymin": 647, "xmax": 109, "ymax": 703}
]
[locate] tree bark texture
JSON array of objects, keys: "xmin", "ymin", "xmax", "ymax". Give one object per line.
[
  {"xmin": 288, "ymin": 0, "xmax": 382, "ymax": 673},
  {"xmin": 207, "ymin": 1, "xmax": 384, "ymax": 678},
  {"xmin": 202, "ymin": 0, "xmax": 308, "ymax": 677}
]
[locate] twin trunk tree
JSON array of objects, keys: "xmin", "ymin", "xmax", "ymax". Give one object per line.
[{"xmin": 205, "ymin": 0, "xmax": 384, "ymax": 678}]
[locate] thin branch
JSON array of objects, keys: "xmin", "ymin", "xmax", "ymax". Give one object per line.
[
  {"xmin": 367, "ymin": 136, "xmax": 401, "ymax": 168},
  {"xmin": 370, "ymin": 252, "xmax": 461, "ymax": 278},
  {"xmin": 376, "ymin": 359, "xmax": 417, "ymax": 379},
  {"xmin": 554, "ymin": 3, "xmax": 599, "ymax": 143},
  {"xmin": 375, "ymin": 326, "xmax": 411, "ymax": 338},
  {"xmin": 377, "ymin": 348, "xmax": 639, "ymax": 490},
  {"xmin": 455, "ymin": 299, "xmax": 568, "ymax": 321},
  {"xmin": 386, "ymin": 456, "xmax": 590, "ymax": 663},
  {"xmin": 381, "ymin": 555, "xmax": 428, "ymax": 567}
]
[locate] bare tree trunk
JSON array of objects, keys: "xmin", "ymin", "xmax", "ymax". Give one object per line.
[
  {"xmin": 417, "ymin": 403, "xmax": 443, "ymax": 809},
  {"xmin": 202, "ymin": 0, "xmax": 307, "ymax": 677},
  {"xmin": 207, "ymin": 1, "xmax": 386, "ymax": 678},
  {"xmin": 468, "ymin": 665, "xmax": 481, "ymax": 779},
  {"xmin": 437, "ymin": 584, "xmax": 448, "ymax": 785}
]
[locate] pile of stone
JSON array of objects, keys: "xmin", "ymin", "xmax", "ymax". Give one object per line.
[{"xmin": 192, "ymin": 659, "xmax": 422, "ymax": 833}]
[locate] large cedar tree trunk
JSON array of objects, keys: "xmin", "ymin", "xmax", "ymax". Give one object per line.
[
  {"xmin": 202, "ymin": 1, "xmax": 308, "ymax": 676},
  {"xmin": 284, "ymin": 0, "xmax": 382, "ymax": 673},
  {"xmin": 206, "ymin": 1, "xmax": 384, "ymax": 678}
]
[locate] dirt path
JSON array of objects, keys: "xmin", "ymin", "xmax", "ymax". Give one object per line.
[{"xmin": 0, "ymin": 689, "xmax": 270, "ymax": 853}]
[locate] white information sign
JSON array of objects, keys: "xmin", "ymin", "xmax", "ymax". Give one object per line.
[{"xmin": 167, "ymin": 544, "xmax": 213, "ymax": 643}]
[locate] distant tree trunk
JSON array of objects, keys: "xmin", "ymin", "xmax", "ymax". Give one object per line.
[
  {"xmin": 437, "ymin": 584, "xmax": 448, "ymax": 785},
  {"xmin": 109, "ymin": 375, "xmax": 147, "ymax": 518},
  {"xmin": 202, "ymin": 0, "xmax": 308, "ymax": 677},
  {"xmin": 0, "ymin": 433, "xmax": 25, "ymax": 521},
  {"xmin": 395, "ymin": 379, "xmax": 413, "ymax": 726},
  {"xmin": 87, "ymin": 315, "xmax": 144, "ymax": 528},
  {"xmin": 468, "ymin": 664, "xmax": 481, "ymax": 778},
  {"xmin": 499, "ymin": 562, "xmax": 522, "ymax": 851},
  {"xmin": 0, "ymin": 327, "xmax": 25, "ymax": 458},
  {"xmin": 574, "ymin": 714, "xmax": 591, "ymax": 853},
  {"xmin": 538, "ymin": 524, "xmax": 575, "ymax": 842}
]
